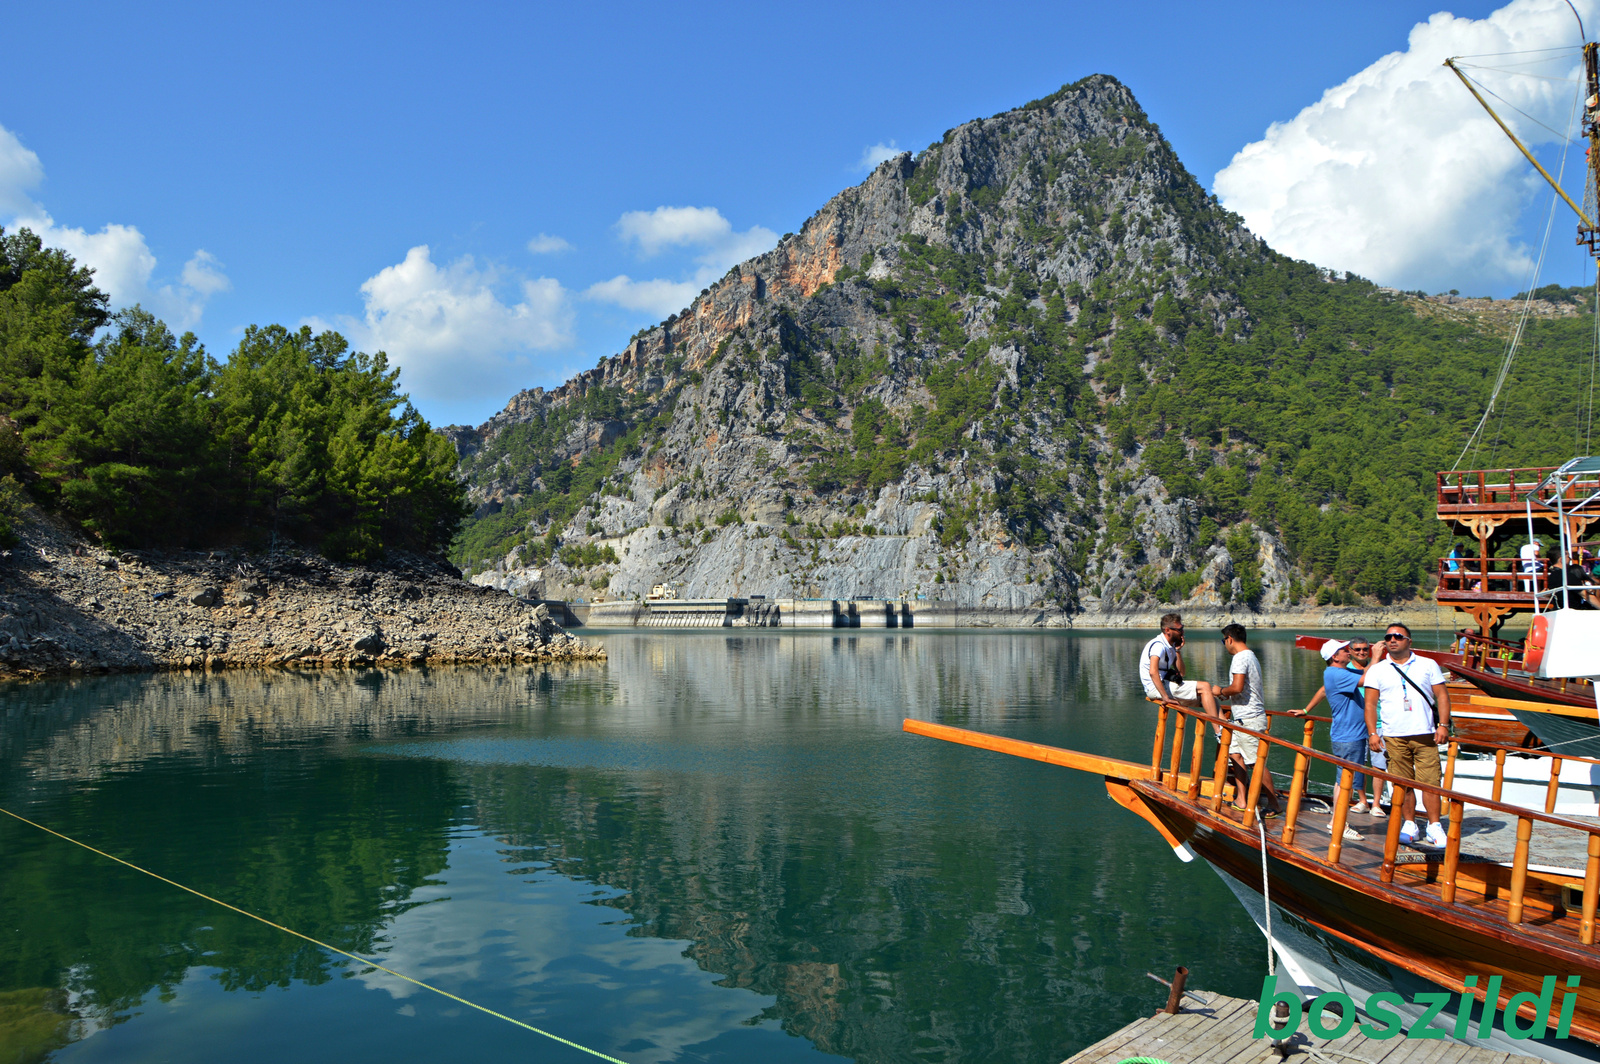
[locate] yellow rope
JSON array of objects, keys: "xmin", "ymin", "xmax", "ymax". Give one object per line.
[{"xmin": 0, "ymin": 805, "xmax": 632, "ymax": 1064}]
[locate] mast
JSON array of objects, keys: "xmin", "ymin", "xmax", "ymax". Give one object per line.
[{"xmin": 1581, "ymin": 42, "xmax": 1600, "ymax": 256}]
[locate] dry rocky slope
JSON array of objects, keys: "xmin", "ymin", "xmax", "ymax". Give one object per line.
[
  {"xmin": 447, "ymin": 76, "xmax": 1539, "ymax": 626},
  {"xmin": 0, "ymin": 513, "xmax": 603, "ymax": 678}
]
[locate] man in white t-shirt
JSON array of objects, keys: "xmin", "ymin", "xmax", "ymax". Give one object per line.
[
  {"xmin": 1519, "ymin": 539, "xmax": 1543, "ymax": 594},
  {"xmin": 1365, "ymin": 622, "xmax": 1451, "ymax": 848},
  {"xmin": 1210, "ymin": 623, "xmax": 1281, "ymax": 816},
  {"xmin": 1140, "ymin": 613, "xmax": 1220, "ymax": 711}
]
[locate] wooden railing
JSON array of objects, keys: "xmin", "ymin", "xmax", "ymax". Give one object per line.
[
  {"xmin": 1453, "ymin": 640, "xmax": 1596, "ymax": 695},
  {"xmin": 1437, "ymin": 467, "xmax": 1600, "ymax": 511},
  {"xmin": 1147, "ymin": 702, "xmax": 1600, "ymax": 942},
  {"xmin": 1435, "ymin": 556, "xmax": 1546, "ymax": 601}
]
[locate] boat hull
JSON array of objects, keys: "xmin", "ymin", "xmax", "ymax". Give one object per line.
[
  {"xmin": 1138, "ymin": 788, "xmax": 1600, "ymax": 1062},
  {"xmin": 1213, "ymin": 868, "xmax": 1600, "ymax": 1064},
  {"xmin": 1507, "ymin": 707, "xmax": 1600, "ymax": 759}
]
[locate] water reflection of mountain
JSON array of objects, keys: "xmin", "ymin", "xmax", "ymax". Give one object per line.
[{"xmin": 0, "ymin": 632, "xmax": 1294, "ymax": 1063}]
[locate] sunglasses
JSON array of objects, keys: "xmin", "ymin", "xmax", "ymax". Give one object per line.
[{"xmin": 1383, "ymin": 633, "xmax": 1409, "ymax": 641}]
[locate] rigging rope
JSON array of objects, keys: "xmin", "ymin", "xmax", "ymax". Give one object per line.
[
  {"xmin": 0, "ymin": 804, "xmax": 634, "ymax": 1064},
  {"xmin": 1455, "ymin": 72, "xmax": 1585, "ymax": 470}
]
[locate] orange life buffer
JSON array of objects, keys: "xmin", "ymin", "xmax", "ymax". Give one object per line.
[{"xmin": 1437, "ymin": 466, "xmax": 1600, "ymax": 520}]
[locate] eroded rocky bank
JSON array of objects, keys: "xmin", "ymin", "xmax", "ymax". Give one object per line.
[{"xmin": 0, "ymin": 515, "xmax": 604, "ymax": 679}]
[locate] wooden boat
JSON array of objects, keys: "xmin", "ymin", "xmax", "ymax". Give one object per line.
[
  {"xmin": 1292, "ymin": 634, "xmax": 1537, "ymax": 749},
  {"xmin": 904, "ymin": 708, "xmax": 1600, "ymax": 1061}
]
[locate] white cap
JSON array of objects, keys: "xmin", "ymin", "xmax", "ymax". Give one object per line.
[{"xmin": 1320, "ymin": 639, "xmax": 1351, "ymax": 662}]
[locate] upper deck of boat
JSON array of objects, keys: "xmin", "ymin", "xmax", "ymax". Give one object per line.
[{"xmin": 1438, "ymin": 465, "xmax": 1600, "ymax": 540}]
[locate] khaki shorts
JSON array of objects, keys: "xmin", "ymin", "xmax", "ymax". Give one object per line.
[
  {"xmin": 1383, "ymin": 735, "xmax": 1441, "ymax": 786},
  {"xmin": 1229, "ymin": 713, "xmax": 1269, "ymax": 763}
]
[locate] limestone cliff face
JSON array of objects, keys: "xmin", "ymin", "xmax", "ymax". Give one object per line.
[{"xmin": 447, "ymin": 76, "xmax": 1291, "ymax": 619}]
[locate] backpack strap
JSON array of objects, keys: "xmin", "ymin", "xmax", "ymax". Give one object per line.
[{"xmin": 1390, "ymin": 661, "xmax": 1439, "ymax": 730}]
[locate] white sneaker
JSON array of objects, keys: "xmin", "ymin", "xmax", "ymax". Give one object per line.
[
  {"xmin": 1398, "ymin": 822, "xmax": 1418, "ymax": 844},
  {"xmin": 1425, "ymin": 823, "xmax": 1449, "ymax": 848}
]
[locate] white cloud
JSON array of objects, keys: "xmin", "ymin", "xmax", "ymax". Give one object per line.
[
  {"xmin": 315, "ymin": 245, "xmax": 574, "ymax": 412},
  {"xmin": 587, "ymin": 206, "xmax": 777, "ymax": 318},
  {"xmin": 180, "ymin": 250, "xmax": 231, "ymax": 297},
  {"xmin": 857, "ymin": 140, "xmax": 901, "ymax": 170},
  {"xmin": 1, "ymin": 121, "xmax": 228, "ymax": 329},
  {"xmin": 0, "ymin": 125, "xmax": 43, "ymax": 217},
  {"xmin": 616, "ymin": 205, "xmax": 736, "ymax": 257},
  {"xmin": 14, "ymin": 210, "xmax": 227, "ymax": 330},
  {"xmin": 1215, "ymin": 0, "xmax": 1595, "ymax": 293},
  {"xmin": 526, "ymin": 233, "xmax": 574, "ymax": 254},
  {"xmin": 585, "ymin": 275, "xmax": 699, "ymax": 318}
]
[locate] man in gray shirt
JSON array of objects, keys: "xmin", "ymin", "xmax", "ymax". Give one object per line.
[{"xmin": 1211, "ymin": 623, "xmax": 1281, "ymax": 817}]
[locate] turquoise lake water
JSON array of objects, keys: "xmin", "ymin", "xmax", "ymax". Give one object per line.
[{"xmin": 0, "ymin": 628, "xmax": 1383, "ymax": 1063}]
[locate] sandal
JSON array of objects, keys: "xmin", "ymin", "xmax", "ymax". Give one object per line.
[{"xmin": 1262, "ymin": 809, "xmax": 1281, "ymax": 820}]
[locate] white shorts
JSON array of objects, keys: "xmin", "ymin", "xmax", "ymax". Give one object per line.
[
  {"xmin": 1166, "ymin": 679, "xmax": 1201, "ymax": 702},
  {"xmin": 1228, "ymin": 713, "xmax": 1269, "ymax": 762}
]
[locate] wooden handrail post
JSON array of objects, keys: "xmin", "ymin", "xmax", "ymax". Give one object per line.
[
  {"xmin": 1381, "ymin": 785, "xmax": 1408, "ymax": 883},
  {"xmin": 1151, "ymin": 703, "xmax": 1169, "ymax": 783},
  {"xmin": 1168, "ymin": 713, "xmax": 1187, "ymax": 793},
  {"xmin": 1211, "ymin": 723, "xmax": 1232, "ymax": 814},
  {"xmin": 1242, "ymin": 737, "xmax": 1268, "ymax": 829},
  {"xmin": 1583, "ymin": 835, "xmax": 1600, "ymax": 946},
  {"xmin": 1442, "ymin": 799, "xmax": 1464, "ymax": 904},
  {"xmin": 1547, "ymin": 758, "xmax": 1564, "ymax": 814},
  {"xmin": 1187, "ymin": 719, "xmax": 1206, "ymax": 801},
  {"xmin": 1444, "ymin": 740, "xmax": 1460, "ymax": 790},
  {"xmin": 1281, "ymin": 745, "xmax": 1310, "ymax": 848},
  {"xmin": 1493, "ymin": 749, "xmax": 1507, "ymax": 803},
  {"xmin": 1327, "ymin": 775, "xmax": 1353, "ymax": 865},
  {"xmin": 1509, "ymin": 816, "xmax": 1533, "ymax": 924}
]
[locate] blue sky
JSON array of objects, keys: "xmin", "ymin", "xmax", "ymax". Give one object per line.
[{"xmin": 2, "ymin": 0, "xmax": 1592, "ymax": 425}]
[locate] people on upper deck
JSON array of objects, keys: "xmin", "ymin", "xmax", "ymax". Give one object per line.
[
  {"xmin": 1140, "ymin": 613, "xmax": 1220, "ymax": 714},
  {"xmin": 1365, "ymin": 622, "xmax": 1452, "ymax": 849},
  {"xmin": 1211, "ymin": 623, "xmax": 1282, "ymax": 818},
  {"xmin": 1549, "ymin": 552, "xmax": 1600, "ymax": 610},
  {"xmin": 1519, "ymin": 539, "xmax": 1544, "ymax": 594},
  {"xmin": 1445, "ymin": 545, "xmax": 1464, "ymax": 574}
]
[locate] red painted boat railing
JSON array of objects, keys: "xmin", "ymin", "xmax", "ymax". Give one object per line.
[{"xmin": 1148, "ymin": 701, "xmax": 1600, "ymax": 942}]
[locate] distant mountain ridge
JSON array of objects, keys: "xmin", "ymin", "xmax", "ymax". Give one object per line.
[{"xmin": 445, "ymin": 75, "xmax": 1583, "ymax": 618}]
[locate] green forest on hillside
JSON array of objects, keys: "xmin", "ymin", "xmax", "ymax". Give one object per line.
[
  {"xmin": 0, "ymin": 228, "xmax": 466, "ymax": 560},
  {"xmin": 453, "ymin": 222, "xmax": 1596, "ymax": 604}
]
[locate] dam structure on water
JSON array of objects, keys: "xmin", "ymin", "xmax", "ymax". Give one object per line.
[{"xmin": 546, "ymin": 598, "xmax": 1051, "ymax": 628}]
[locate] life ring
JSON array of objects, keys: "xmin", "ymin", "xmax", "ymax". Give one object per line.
[{"xmin": 1524, "ymin": 613, "xmax": 1549, "ymax": 674}]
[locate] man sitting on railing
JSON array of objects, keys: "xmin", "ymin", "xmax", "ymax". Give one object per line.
[
  {"xmin": 1365, "ymin": 623, "xmax": 1452, "ymax": 849},
  {"xmin": 1140, "ymin": 613, "xmax": 1222, "ymax": 714}
]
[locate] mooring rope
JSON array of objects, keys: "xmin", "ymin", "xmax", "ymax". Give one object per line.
[{"xmin": 0, "ymin": 805, "xmax": 633, "ymax": 1064}]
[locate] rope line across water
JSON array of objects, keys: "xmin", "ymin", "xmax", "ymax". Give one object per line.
[{"xmin": 0, "ymin": 804, "xmax": 633, "ymax": 1064}]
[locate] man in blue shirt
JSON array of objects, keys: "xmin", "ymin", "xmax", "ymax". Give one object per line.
[{"xmin": 1299, "ymin": 639, "xmax": 1372, "ymax": 814}]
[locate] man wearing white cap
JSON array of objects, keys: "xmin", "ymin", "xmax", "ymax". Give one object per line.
[{"xmin": 1316, "ymin": 639, "xmax": 1373, "ymax": 814}]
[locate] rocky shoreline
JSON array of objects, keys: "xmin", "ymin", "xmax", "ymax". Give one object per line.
[{"xmin": 0, "ymin": 515, "xmax": 606, "ymax": 679}]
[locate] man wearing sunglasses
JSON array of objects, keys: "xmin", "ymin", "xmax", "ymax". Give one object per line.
[
  {"xmin": 1364, "ymin": 623, "xmax": 1451, "ymax": 848},
  {"xmin": 1140, "ymin": 613, "xmax": 1221, "ymax": 713}
]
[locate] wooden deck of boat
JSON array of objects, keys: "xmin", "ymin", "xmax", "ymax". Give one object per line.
[
  {"xmin": 1230, "ymin": 795, "xmax": 1599, "ymax": 947},
  {"xmin": 1061, "ymin": 991, "xmax": 1543, "ymax": 1064}
]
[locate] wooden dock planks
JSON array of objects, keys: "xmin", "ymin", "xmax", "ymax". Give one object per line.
[{"xmin": 1060, "ymin": 993, "xmax": 1544, "ymax": 1064}]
